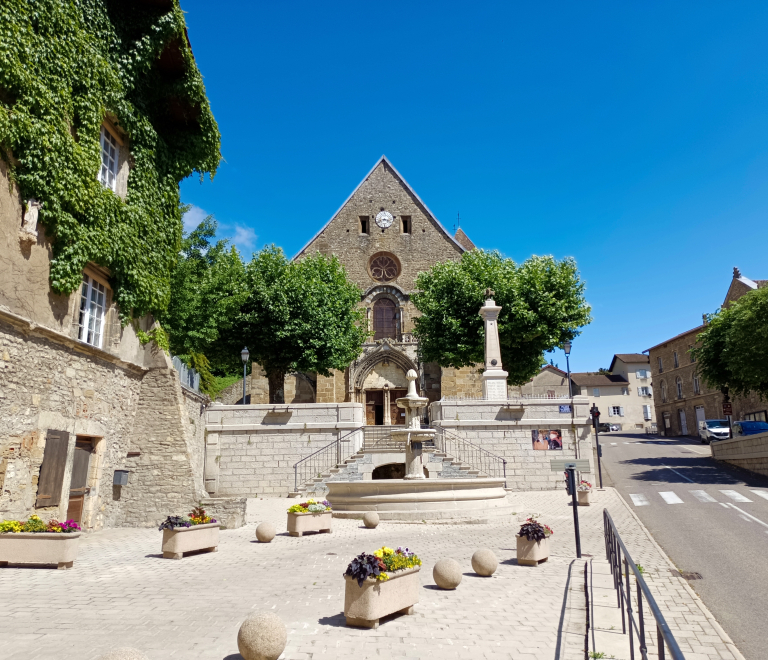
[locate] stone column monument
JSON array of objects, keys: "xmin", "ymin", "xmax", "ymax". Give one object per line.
[
  {"xmin": 479, "ymin": 290, "xmax": 509, "ymax": 400},
  {"xmin": 391, "ymin": 370, "xmax": 435, "ymax": 479}
]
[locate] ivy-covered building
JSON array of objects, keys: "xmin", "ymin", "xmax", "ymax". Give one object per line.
[{"xmin": 0, "ymin": 2, "xmax": 242, "ymax": 529}]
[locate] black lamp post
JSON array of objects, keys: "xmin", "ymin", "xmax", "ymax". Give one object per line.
[
  {"xmin": 563, "ymin": 340, "xmax": 572, "ymax": 398},
  {"xmin": 241, "ymin": 347, "xmax": 249, "ymax": 405}
]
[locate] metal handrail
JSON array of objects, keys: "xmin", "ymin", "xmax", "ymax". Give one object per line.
[
  {"xmin": 603, "ymin": 510, "xmax": 685, "ymax": 660},
  {"xmin": 431, "ymin": 425, "xmax": 507, "ymax": 487},
  {"xmin": 292, "ymin": 426, "xmax": 363, "ymax": 493}
]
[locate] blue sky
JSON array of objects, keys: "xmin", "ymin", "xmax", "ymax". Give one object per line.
[{"xmin": 179, "ymin": 1, "xmax": 768, "ymax": 373}]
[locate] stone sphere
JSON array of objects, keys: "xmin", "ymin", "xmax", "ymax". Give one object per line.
[
  {"xmin": 433, "ymin": 558, "xmax": 462, "ymax": 590},
  {"xmin": 471, "ymin": 548, "xmax": 498, "ymax": 577},
  {"xmin": 237, "ymin": 611, "xmax": 287, "ymax": 660},
  {"xmin": 255, "ymin": 522, "xmax": 276, "ymax": 543},
  {"xmin": 97, "ymin": 650, "xmax": 148, "ymax": 660},
  {"xmin": 363, "ymin": 512, "xmax": 379, "ymax": 529}
]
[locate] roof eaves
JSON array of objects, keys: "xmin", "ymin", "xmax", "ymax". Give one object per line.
[{"xmin": 644, "ymin": 324, "xmax": 706, "ymax": 353}]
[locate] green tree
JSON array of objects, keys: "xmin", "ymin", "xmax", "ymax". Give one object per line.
[
  {"xmin": 692, "ymin": 286, "xmax": 768, "ymax": 399},
  {"xmin": 412, "ymin": 250, "xmax": 592, "ymax": 385},
  {"xmin": 236, "ymin": 247, "xmax": 368, "ymax": 403},
  {"xmin": 159, "ymin": 214, "xmax": 247, "ymax": 382}
]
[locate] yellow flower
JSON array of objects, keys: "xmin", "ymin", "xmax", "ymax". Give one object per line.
[
  {"xmin": 376, "ymin": 572, "xmax": 389, "ymax": 581},
  {"xmin": 373, "ymin": 549, "xmax": 383, "ymax": 558}
]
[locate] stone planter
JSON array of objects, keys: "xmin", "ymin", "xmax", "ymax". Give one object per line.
[
  {"xmin": 577, "ymin": 490, "xmax": 591, "ymax": 506},
  {"xmin": 161, "ymin": 522, "xmax": 220, "ymax": 559},
  {"xmin": 344, "ymin": 566, "xmax": 420, "ymax": 628},
  {"xmin": 287, "ymin": 511, "xmax": 332, "ymax": 537},
  {"xmin": 0, "ymin": 532, "xmax": 81, "ymax": 569},
  {"xmin": 516, "ymin": 535, "xmax": 550, "ymax": 566}
]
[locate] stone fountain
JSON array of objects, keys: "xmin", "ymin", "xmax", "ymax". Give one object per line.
[{"xmin": 390, "ymin": 370, "xmax": 434, "ymax": 480}]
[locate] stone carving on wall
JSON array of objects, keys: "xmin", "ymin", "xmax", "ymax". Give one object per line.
[{"xmin": 20, "ymin": 198, "xmax": 42, "ymax": 242}]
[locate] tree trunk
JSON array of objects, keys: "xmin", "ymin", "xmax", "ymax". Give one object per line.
[{"xmin": 267, "ymin": 369, "xmax": 286, "ymax": 404}]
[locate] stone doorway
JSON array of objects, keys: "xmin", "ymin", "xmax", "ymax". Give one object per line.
[{"xmin": 365, "ymin": 388, "xmax": 407, "ymax": 425}]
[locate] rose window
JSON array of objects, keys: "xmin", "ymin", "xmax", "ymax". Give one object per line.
[{"xmin": 369, "ymin": 254, "xmax": 399, "ymax": 282}]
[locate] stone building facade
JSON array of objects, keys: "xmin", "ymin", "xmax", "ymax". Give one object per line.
[
  {"xmin": 648, "ymin": 269, "xmax": 767, "ymax": 437},
  {"xmin": 240, "ymin": 156, "xmax": 482, "ymax": 414}
]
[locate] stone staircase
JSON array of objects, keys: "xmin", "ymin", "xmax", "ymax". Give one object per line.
[{"xmin": 292, "ymin": 446, "xmax": 482, "ymax": 497}]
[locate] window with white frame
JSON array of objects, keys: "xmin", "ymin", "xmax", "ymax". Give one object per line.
[
  {"xmin": 638, "ymin": 386, "xmax": 651, "ymax": 396},
  {"xmin": 643, "ymin": 404, "xmax": 652, "ymax": 420},
  {"xmin": 592, "ymin": 388, "xmax": 600, "ymax": 397},
  {"xmin": 693, "ymin": 373, "xmax": 701, "ymax": 395},
  {"xmin": 621, "ymin": 387, "xmax": 629, "ymax": 395},
  {"xmin": 99, "ymin": 126, "xmax": 119, "ymax": 191},
  {"xmin": 637, "ymin": 369, "xmax": 649, "ymax": 379},
  {"xmin": 77, "ymin": 275, "xmax": 106, "ymax": 348},
  {"xmin": 609, "ymin": 406, "xmax": 624, "ymax": 417},
  {"xmin": 676, "ymin": 376, "xmax": 683, "ymax": 399}
]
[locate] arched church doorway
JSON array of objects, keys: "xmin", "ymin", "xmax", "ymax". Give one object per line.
[{"xmin": 372, "ymin": 463, "xmax": 406, "ymax": 480}]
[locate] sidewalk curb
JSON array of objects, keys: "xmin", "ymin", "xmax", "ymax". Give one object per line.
[{"xmin": 607, "ymin": 486, "xmax": 746, "ymax": 660}]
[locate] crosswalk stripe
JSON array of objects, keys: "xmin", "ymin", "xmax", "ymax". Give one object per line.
[
  {"xmin": 659, "ymin": 491, "xmax": 684, "ymax": 504},
  {"xmin": 720, "ymin": 490, "xmax": 752, "ymax": 503},
  {"xmin": 611, "ymin": 442, "xmax": 617, "ymax": 445},
  {"xmin": 690, "ymin": 490, "xmax": 717, "ymax": 503},
  {"xmin": 750, "ymin": 490, "xmax": 768, "ymax": 501},
  {"xmin": 630, "ymin": 494, "xmax": 649, "ymax": 506}
]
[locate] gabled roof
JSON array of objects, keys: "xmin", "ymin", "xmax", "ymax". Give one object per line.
[
  {"xmin": 570, "ymin": 373, "xmax": 629, "ymax": 388},
  {"xmin": 644, "ymin": 325, "xmax": 706, "ymax": 353},
  {"xmin": 454, "ymin": 227, "xmax": 476, "ymax": 251},
  {"xmin": 292, "ymin": 155, "xmax": 467, "ymax": 260},
  {"xmin": 609, "ymin": 353, "xmax": 650, "ymax": 371}
]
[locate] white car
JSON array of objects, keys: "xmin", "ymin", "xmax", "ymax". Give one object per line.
[{"xmin": 698, "ymin": 420, "xmax": 730, "ymax": 444}]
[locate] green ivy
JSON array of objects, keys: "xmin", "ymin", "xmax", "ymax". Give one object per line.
[
  {"xmin": 136, "ymin": 324, "xmax": 170, "ymax": 353},
  {"xmin": 0, "ymin": 1, "xmax": 220, "ymax": 319}
]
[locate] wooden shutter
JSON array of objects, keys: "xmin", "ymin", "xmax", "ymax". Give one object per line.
[
  {"xmin": 36, "ymin": 430, "xmax": 70, "ymax": 508},
  {"xmin": 620, "ymin": 407, "xmax": 625, "ymax": 417}
]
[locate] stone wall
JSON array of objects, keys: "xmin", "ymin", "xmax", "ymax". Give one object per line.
[
  {"xmin": 0, "ymin": 313, "xmax": 143, "ymax": 528},
  {"xmin": 430, "ymin": 396, "xmax": 594, "ymax": 491},
  {"xmin": 440, "ymin": 365, "xmax": 483, "ymax": 400},
  {"xmin": 205, "ymin": 403, "xmax": 364, "ymax": 497},
  {"xmin": 711, "ymin": 432, "xmax": 768, "ymax": 478}
]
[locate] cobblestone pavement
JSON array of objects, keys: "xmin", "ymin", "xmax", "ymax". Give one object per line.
[{"xmin": 1, "ymin": 488, "xmax": 742, "ymax": 660}]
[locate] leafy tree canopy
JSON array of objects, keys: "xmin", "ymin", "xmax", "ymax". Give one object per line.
[
  {"xmin": 412, "ymin": 250, "xmax": 592, "ymax": 386},
  {"xmin": 236, "ymin": 247, "xmax": 368, "ymax": 403},
  {"xmin": 692, "ymin": 286, "xmax": 768, "ymax": 399}
]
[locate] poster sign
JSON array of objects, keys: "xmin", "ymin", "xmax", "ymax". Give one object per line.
[
  {"xmin": 532, "ymin": 429, "xmax": 563, "ymax": 451},
  {"xmin": 722, "ymin": 402, "xmax": 733, "ymax": 416},
  {"xmin": 559, "ymin": 404, "xmax": 572, "ymax": 413}
]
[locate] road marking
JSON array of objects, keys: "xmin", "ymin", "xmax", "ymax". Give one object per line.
[
  {"xmin": 720, "ymin": 490, "xmax": 752, "ymax": 503},
  {"xmin": 661, "ymin": 465, "xmax": 695, "ymax": 483},
  {"xmin": 727, "ymin": 504, "xmax": 768, "ymax": 530},
  {"xmin": 630, "ymin": 494, "xmax": 650, "ymax": 506},
  {"xmin": 659, "ymin": 491, "xmax": 684, "ymax": 504},
  {"xmin": 611, "ymin": 442, "xmax": 617, "ymax": 445},
  {"xmin": 750, "ymin": 490, "xmax": 768, "ymax": 501},
  {"xmin": 689, "ymin": 490, "xmax": 717, "ymax": 503},
  {"xmin": 720, "ymin": 503, "xmax": 729, "ymax": 508}
]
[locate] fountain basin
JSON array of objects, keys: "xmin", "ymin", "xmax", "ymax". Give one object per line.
[{"xmin": 326, "ymin": 478, "xmax": 509, "ymax": 521}]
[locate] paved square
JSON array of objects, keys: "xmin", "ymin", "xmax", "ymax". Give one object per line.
[{"xmin": 0, "ymin": 489, "xmax": 741, "ymax": 659}]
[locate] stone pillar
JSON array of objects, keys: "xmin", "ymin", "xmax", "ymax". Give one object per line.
[
  {"xmin": 383, "ymin": 387, "xmax": 391, "ymax": 425},
  {"xmin": 479, "ymin": 295, "xmax": 509, "ymax": 400}
]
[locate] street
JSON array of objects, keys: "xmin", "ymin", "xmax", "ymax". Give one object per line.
[{"xmin": 597, "ymin": 432, "xmax": 768, "ymax": 660}]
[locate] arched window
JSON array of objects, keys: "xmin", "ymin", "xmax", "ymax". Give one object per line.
[
  {"xmin": 373, "ymin": 298, "xmax": 397, "ymax": 340},
  {"xmin": 676, "ymin": 377, "xmax": 683, "ymax": 399},
  {"xmin": 661, "ymin": 381, "xmax": 667, "ymax": 403},
  {"xmin": 693, "ymin": 373, "xmax": 701, "ymax": 395}
]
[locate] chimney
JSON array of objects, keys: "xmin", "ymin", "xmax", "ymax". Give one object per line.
[
  {"xmin": 702, "ymin": 314, "xmax": 708, "ymax": 326},
  {"xmin": 733, "ymin": 266, "xmax": 741, "ymax": 279}
]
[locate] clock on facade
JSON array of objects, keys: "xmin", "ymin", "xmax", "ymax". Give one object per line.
[{"xmin": 375, "ymin": 211, "xmax": 394, "ymax": 228}]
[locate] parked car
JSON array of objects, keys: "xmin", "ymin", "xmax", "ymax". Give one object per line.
[
  {"xmin": 698, "ymin": 420, "xmax": 731, "ymax": 444},
  {"xmin": 597, "ymin": 423, "xmax": 611, "ymax": 433},
  {"xmin": 732, "ymin": 420, "xmax": 768, "ymax": 437},
  {"xmin": 609, "ymin": 424, "xmax": 621, "ymax": 432}
]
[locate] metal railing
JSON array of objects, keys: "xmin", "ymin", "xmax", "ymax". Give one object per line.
[
  {"xmin": 171, "ymin": 355, "xmax": 200, "ymax": 393},
  {"xmin": 292, "ymin": 427, "xmax": 363, "ymax": 493},
  {"xmin": 441, "ymin": 392, "xmax": 571, "ymax": 402},
  {"xmin": 432, "ymin": 426, "xmax": 507, "ymax": 487},
  {"xmin": 603, "ymin": 510, "xmax": 684, "ymax": 660},
  {"xmin": 361, "ymin": 425, "xmax": 433, "ymax": 451}
]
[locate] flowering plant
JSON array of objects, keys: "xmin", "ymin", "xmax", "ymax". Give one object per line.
[
  {"xmin": 0, "ymin": 515, "xmax": 80, "ymax": 534},
  {"xmin": 345, "ymin": 546, "xmax": 422, "ymax": 587},
  {"xmin": 518, "ymin": 517, "xmax": 553, "ymax": 541},
  {"xmin": 578, "ymin": 480, "xmax": 592, "ymax": 492},
  {"xmin": 287, "ymin": 499, "xmax": 332, "ymax": 514},
  {"xmin": 158, "ymin": 506, "xmax": 216, "ymax": 531}
]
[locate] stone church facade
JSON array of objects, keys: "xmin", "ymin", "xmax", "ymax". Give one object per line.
[{"xmin": 241, "ymin": 156, "xmax": 484, "ymax": 420}]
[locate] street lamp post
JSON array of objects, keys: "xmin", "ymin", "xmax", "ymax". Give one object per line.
[
  {"xmin": 563, "ymin": 340, "xmax": 572, "ymax": 398},
  {"xmin": 241, "ymin": 347, "xmax": 249, "ymax": 405}
]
